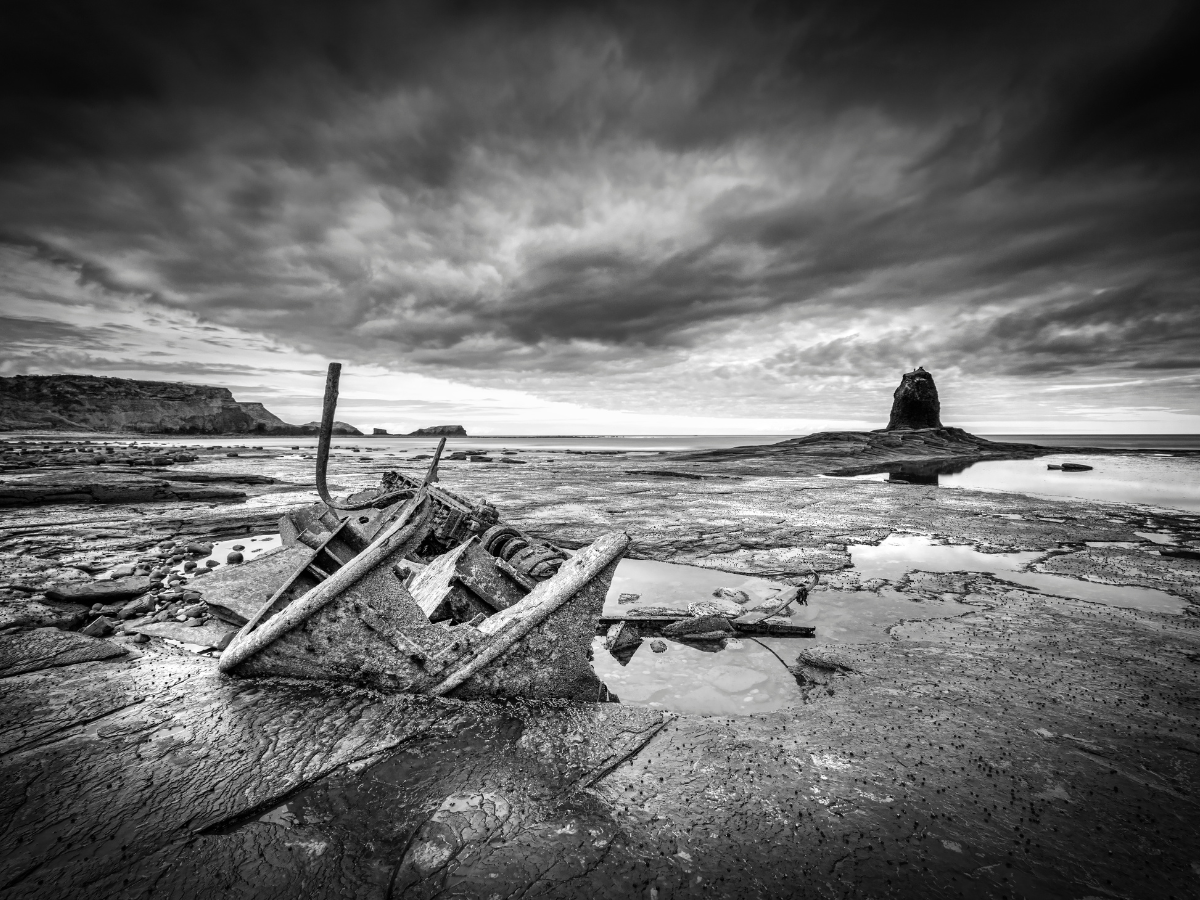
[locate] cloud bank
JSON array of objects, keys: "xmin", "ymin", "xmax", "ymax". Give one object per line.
[{"xmin": 1, "ymin": 0, "xmax": 1197, "ymax": 432}]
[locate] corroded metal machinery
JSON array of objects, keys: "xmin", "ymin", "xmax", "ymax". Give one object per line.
[{"xmin": 218, "ymin": 363, "xmax": 624, "ymax": 702}]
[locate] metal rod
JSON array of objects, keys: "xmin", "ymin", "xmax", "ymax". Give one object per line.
[
  {"xmin": 315, "ymin": 362, "xmax": 342, "ymax": 508},
  {"xmin": 313, "ymin": 361, "xmax": 407, "ymax": 511},
  {"xmin": 424, "ymin": 437, "xmax": 446, "ymax": 484}
]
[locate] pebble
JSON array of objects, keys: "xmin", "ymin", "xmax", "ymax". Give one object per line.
[
  {"xmin": 182, "ymin": 604, "xmax": 205, "ymax": 618},
  {"xmin": 205, "ymin": 560, "xmax": 219, "ymax": 568},
  {"xmin": 183, "ymin": 561, "xmax": 197, "ymax": 571},
  {"xmin": 226, "ymin": 551, "xmax": 244, "ymax": 564},
  {"xmin": 650, "ymin": 639, "xmax": 668, "ymax": 653},
  {"xmin": 232, "ymin": 544, "xmax": 244, "ymax": 551}
]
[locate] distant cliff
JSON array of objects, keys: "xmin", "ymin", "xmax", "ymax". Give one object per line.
[
  {"xmin": 0, "ymin": 374, "xmax": 355, "ymax": 435},
  {"xmin": 408, "ymin": 425, "xmax": 468, "ymax": 436}
]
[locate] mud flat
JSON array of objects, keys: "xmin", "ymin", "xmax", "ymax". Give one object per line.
[{"xmin": 1, "ymin": 435, "xmax": 1198, "ymax": 899}]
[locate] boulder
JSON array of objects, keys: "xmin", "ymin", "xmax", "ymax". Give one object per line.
[{"xmin": 886, "ymin": 367, "xmax": 943, "ymax": 430}]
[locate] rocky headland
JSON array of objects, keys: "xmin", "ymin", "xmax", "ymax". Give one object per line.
[{"xmin": 0, "ymin": 374, "xmax": 362, "ymax": 436}]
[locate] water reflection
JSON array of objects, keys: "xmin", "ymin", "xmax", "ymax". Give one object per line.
[
  {"xmin": 597, "ymin": 558, "xmax": 977, "ymax": 715},
  {"xmin": 849, "ymin": 533, "xmax": 1187, "ymax": 615},
  {"xmin": 845, "ymin": 454, "xmax": 1200, "ymax": 513}
]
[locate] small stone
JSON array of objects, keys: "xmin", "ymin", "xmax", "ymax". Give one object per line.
[
  {"xmin": 182, "ymin": 604, "xmax": 205, "ymax": 618},
  {"xmin": 711, "ymin": 587, "xmax": 751, "ymax": 604},
  {"xmin": 232, "ymin": 544, "xmax": 245, "ymax": 551},
  {"xmin": 81, "ymin": 615, "xmax": 116, "ymax": 637},
  {"xmin": 183, "ymin": 561, "xmax": 197, "ymax": 571},
  {"xmin": 226, "ymin": 551, "xmax": 244, "ymax": 564},
  {"xmin": 130, "ymin": 633, "xmax": 150, "ymax": 644},
  {"xmin": 183, "ymin": 617, "xmax": 202, "ymax": 627},
  {"xmin": 182, "ymin": 591, "xmax": 201, "ymax": 602},
  {"xmin": 205, "ymin": 560, "xmax": 219, "ymax": 568},
  {"xmin": 650, "ymin": 639, "xmax": 667, "ymax": 653},
  {"xmin": 186, "ymin": 542, "xmax": 214, "ymax": 556},
  {"xmin": 688, "ymin": 598, "xmax": 743, "ymax": 618}
]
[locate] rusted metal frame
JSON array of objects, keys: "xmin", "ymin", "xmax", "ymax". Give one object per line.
[
  {"xmin": 219, "ymin": 491, "xmax": 433, "ymax": 673},
  {"xmin": 429, "ymin": 531, "xmax": 630, "ymax": 697},
  {"xmin": 449, "ymin": 571, "xmax": 502, "ymax": 610},
  {"xmin": 494, "ymin": 557, "xmax": 537, "ymax": 590},
  {"xmin": 235, "ymin": 517, "xmax": 356, "ymax": 640}
]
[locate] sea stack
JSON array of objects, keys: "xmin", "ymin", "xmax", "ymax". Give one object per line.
[{"xmin": 886, "ymin": 367, "xmax": 943, "ymax": 430}]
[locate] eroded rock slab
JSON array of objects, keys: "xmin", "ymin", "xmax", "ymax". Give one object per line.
[{"xmin": 0, "ymin": 629, "xmax": 126, "ymax": 677}]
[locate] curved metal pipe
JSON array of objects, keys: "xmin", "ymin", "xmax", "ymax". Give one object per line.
[{"xmin": 314, "ymin": 361, "xmax": 420, "ymax": 511}]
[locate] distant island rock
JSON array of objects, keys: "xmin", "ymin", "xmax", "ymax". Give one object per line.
[
  {"xmin": 372, "ymin": 428, "xmax": 389, "ymax": 435},
  {"xmin": 886, "ymin": 366, "xmax": 943, "ymax": 430},
  {"xmin": 408, "ymin": 425, "xmax": 468, "ymax": 436},
  {"xmin": 0, "ymin": 374, "xmax": 362, "ymax": 435},
  {"xmin": 298, "ymin": 421, "xmax": 364, "ymax": 436}
]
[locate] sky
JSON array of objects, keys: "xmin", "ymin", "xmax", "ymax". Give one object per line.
[{"xmin": 1, "ymin": 0, "xmax": 1198, "ymax": 435}]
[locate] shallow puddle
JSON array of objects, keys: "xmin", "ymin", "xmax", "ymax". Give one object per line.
[
  {"xmin": 595, "ymin": 557, "xmax": 976, "ymax": 715},
  {"xmin": 171, "ymin": 533, "xmax": 282, "ymax": 581},
  {"xmin": 849, "ymin": 533, "xmax": 1188, "ymax": 615}
]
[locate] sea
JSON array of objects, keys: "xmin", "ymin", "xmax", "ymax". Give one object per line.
[{"xmin": 10, "ymin": 432, "xmax": 1200, "ymax": 514}]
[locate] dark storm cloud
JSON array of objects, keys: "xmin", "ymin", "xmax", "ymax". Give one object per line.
[{"xmin": 1, "ymin": 0, "xmax": 1198, "ymax": 422}]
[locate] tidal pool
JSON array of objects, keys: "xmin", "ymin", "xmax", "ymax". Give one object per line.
[
  {"xmin": 170, "ymin": 533, "xmax": 283, "ymax": 580},
  {"xmin": 849, "ymin": 533, "xmax": 1188, "ymax": 615},
  {"xmin": 595, "ymin": 557, "xmax": 976, "ymax": 715},
  {"xmin": 846, "ymin": 454, "xmax": 1200, "ymax": 513}
]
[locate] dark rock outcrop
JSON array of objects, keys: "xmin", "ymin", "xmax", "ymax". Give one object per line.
[
  {"xmin": 409, "ymin": 425, "xmax": 468, "ymax": 436},
  {"xmin": 886, "ymin": 367, "xmax": 942, "ymax": 430},
  {"xmin": 0, "ymin": 472, "xmax": 247, "ymax": 507},
  {"xmin": 0, "ymin": 374, "xmax": 295, "ymax": 434},
  {"xmin": 372, "ymin": 428, "xmax": 389, "ymax": 435},
  {"xmin": 298, "ymin": 420, "xmax": 363, "ymax": 435}
]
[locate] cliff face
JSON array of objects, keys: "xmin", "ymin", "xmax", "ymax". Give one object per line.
[
  {"xmin": 0, "ymin": 375, "xmax": 298, "ymax": 434},
  {"xmin": 886, "ymin": 367, "xmax": 943, "ymax": 430}
]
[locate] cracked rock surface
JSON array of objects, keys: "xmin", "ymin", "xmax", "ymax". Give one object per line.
[{"xmin": 0, "ymin": 436, "xmax": 1197, "ymax": 898}]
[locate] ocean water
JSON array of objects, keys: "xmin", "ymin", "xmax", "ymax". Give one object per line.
[
  {"xmin": 847, "ymin": 454, "xmax": 1200, "ymax": 513},
  {"xmin": 10, "ymin": 431, "xmax": 1200, "ymax": 452}
]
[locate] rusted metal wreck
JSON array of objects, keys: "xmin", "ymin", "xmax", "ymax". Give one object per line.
[{"xmin": 218, "ymin": 363, "xmax": 625, "ymax": 701}]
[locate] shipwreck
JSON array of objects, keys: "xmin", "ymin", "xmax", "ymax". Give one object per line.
[
  {"xmin": 217, "ymin": 363, "xmax": 624, "ymax": 701},
  {"xmin": 216, "ymin": 363, "xmax": 815, "ymax": 701}
]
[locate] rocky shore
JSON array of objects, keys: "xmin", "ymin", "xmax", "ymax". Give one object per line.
[{"xmin": 0, "ymin": 429, "xmax": 1197, "ymax": 899}]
